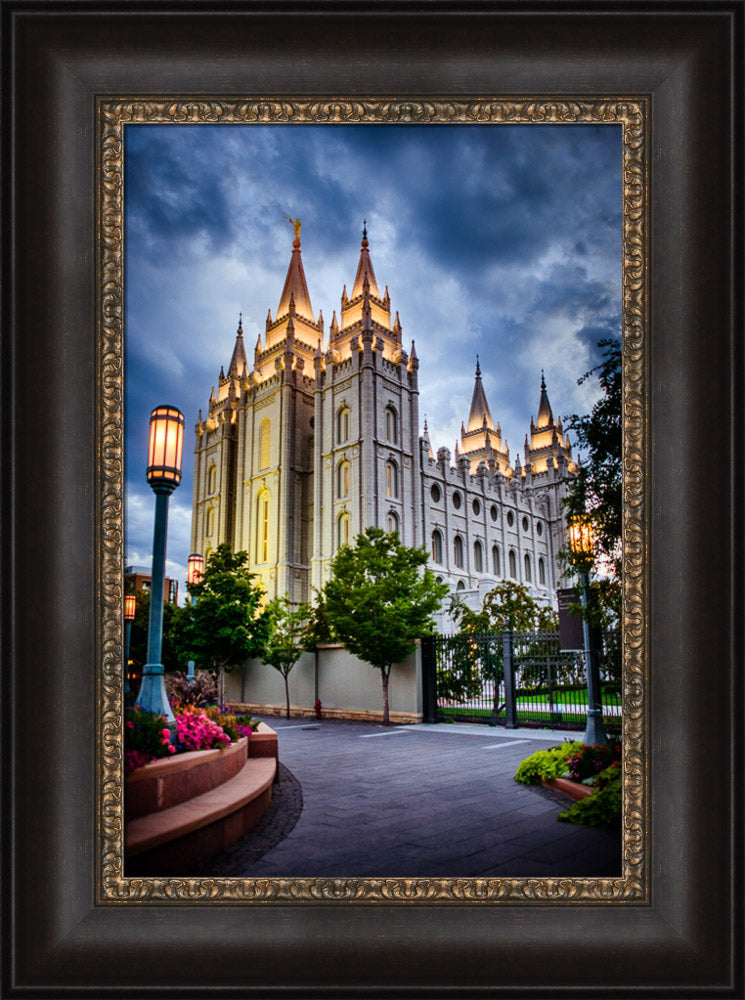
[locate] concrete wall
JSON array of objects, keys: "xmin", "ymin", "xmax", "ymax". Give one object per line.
[{"xmin": 225, "ymin": 642, "xmax": 423, "ymax": 724}]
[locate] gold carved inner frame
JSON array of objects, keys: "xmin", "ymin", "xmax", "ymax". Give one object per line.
[{"xmin": 97, "ymin": 97, "xmax": 648, "ymax": 904}]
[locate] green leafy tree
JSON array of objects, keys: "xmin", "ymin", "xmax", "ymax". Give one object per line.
[
  {"xmin": 128, "ymin": 589, "xmax": 182, "ymax": 673},
  {"xmin": 322, "ymin": 527, "xmax": 448, "ymax": 725},
  {"xmin": 562, "ymin": 337, "xmax": 622, "ymax": 577},
  {"xmin": 177, "ymin": 544, "xmax": 270, "ymax": 707},
  {"xmin": 262, "ymin": 596, "xmax": 310, "ymax": 719},
  {"xmin": 449, "ymin": 581, "xmax": 558, "ymax": 635}
]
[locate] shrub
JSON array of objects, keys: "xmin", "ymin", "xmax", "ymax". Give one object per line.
[
  {"xmin": 165, "ymin": 669, "xmax": 218, "ymax": 710},
  {"xmin": 564, "ymin": 739, "xmax": 622, "ymax": 783},
  {"xmin": 175, "ymin": 705, "xmax": 231, "ymax": 752},
  {"xmin": 124, "ymin": 706, "xmax": 176, "ymax": 773},
  {"xmin": 558, "ymin": 763, "xmax": 622, "ymax": 828},
  {"xmin": 514, "ymin": 742, "xmax": 583, "ymax": 785}
]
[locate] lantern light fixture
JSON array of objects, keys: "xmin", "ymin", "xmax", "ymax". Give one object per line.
[
  {"xmin": 146, "ymin": 405, "xmax": 184, "ymax": 491},
  {"xmin": 124, "ymin": 593, "xmax": 136, "ymax": 621},
  {"xmin": 187, "ymin": 552, "xmax": 204, "ymax": 588},
  {"xmin": 568, "ymin": 514, "xmax": 594, "ymax": 562}
]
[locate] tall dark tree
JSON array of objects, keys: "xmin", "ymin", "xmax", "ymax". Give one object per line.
[
  {"xmin": 128, "ymin": 589, "xmax": 182, "ymax": 673},
  {"xmin": 563, "ymin": 338, "xmax": 622, "ymax": 577},
  {"xmin": 322, "ymin": 527, "xmax": 448, "ymax": 725},
  {"xmin": 176, "ymin": 544, "xmax": 270, "ymax": 707}
]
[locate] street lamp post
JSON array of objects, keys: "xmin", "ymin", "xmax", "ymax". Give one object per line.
[
  {"xmin": 185, "ymin": 552, "xmax": 204, "ymax": 681},
  {"xmin": 568, "ymin": 515, "xmax": 608, "ymax": 745},
  {"xmin": 135, "ymin": 405, "xmax": 184, "ymax": 724},
  {"xmin": 124, "ymin": 593, "xmax": 136, "ymax": 695}
]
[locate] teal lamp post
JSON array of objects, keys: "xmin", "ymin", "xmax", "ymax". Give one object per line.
[
  {"xmin": 568, "ymin": 515, "xmax": 608, "ymax": 745},
  {"xmin": 185, "ymin": 552, "xmax": 204, "ymax": 682},
  {"xmin": 124, "ymin": 593, "xmax": 136, "ymax": 695},
  {"xmin": 135, "ymin": 405, "xmax": 184, "ymax": 725}
]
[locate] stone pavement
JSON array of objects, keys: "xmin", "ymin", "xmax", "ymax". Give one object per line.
[{"xmin": 201, "ymin": 715, "xmax": 621, "ymax": 879}]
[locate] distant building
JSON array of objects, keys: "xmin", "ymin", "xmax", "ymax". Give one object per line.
[
  {"xmin": 190, "ymin": 224, "xmax": 577, "ymax": 617},
  {"xmin": 125, "ymin": 565, "xmax": 179, "ymax": 606}
]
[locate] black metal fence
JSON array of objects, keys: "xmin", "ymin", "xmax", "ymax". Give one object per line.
[{"xmin": 421, "ymin": 629, "xmax": 621, "ymax": 732}]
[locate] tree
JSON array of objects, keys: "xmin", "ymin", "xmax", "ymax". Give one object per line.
[
  {"xmin": 562, "ymin": 337, "xmax": 622, "ymax": 577},
  {"xmin": 322, "ymin": 527, "xmax": 448, "ymax": 725},
  {"xmin": 449, "ymin": 580, "xmax": 559, "ymax": 635},
  {"xmin": 261, "ymin": 596, "xmax": 310, "ymax": 719},
  {"xmin": 128, "ymin": 589, "xmax": 183, "ymax": 673},
  {"xmin": 177, "ymin": 544, "xmax": 270, "ymax": 707}
]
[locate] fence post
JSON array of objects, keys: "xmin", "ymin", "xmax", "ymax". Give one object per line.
[
  {"xmin": 503, "ymin": 627, "xmax": 517, "ymax": 729},
  {"xmin": 421, "ymin": 636, "xmax": 438, "ymax": 724}
]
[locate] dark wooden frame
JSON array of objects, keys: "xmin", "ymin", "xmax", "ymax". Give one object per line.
[{"xmin": 3, "ymin": 2, "xmax": 742, "ymax": 995}]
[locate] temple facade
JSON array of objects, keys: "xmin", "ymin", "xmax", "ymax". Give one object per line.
[{"xmin": 190, "ymin": 224, "xmax": 577, "ymax": 612}]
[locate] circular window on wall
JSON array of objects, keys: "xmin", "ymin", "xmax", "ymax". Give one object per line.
[
  {"xmin": 536, "ymin": 521, "xmax": 543, "ymax": 537},
  {"xmin": 490, "ymin": 504, "xmax": 498, "ymax": 522},
  {"xmin": 472, "ymin": 499, "xmax": 481, "ymax": 516},
  {"xmin": 452, "ymin": 491, "xmax": 462, "ymax": 509},
  {"xmin": 522, "ymin": 516, "xmax": 530, "ymax": 532},
  {"xmin": 507, "ymin": 510, "xmax": 514, "ymax": 527},
  {"xmin": 430, "ymin": 483, "xmax": 441, "ymax": 503}
]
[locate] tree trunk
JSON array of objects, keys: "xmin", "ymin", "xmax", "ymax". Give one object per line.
[
  {"xmin": 284, "ymin": 671, "xmax": 291, "ymax": 719},
  {"xmin": 381, "ymin": 668, "xmax": 390, "ymax": 726}
]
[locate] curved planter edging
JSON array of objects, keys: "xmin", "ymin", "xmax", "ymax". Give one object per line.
[
  {"xmin": 542, "ymin": 777, "xmax": 594, "ymax": 800},
  {"xmin": 126, "ymin": 737, "xmax": 249, "ymax": 819}
]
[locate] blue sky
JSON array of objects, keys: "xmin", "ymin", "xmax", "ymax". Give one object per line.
[{"xmin": 124, "ymin": 123, "xmax": 622, "ymax": 600}]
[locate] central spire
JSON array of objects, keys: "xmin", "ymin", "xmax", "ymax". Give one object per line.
[
  {"xmin": 467, "ymin": 356, "xmax": 496, "ymax": 432},
  {"xmin": 352, "ymin": 220, "xmax": 381, "ymax": 299},
  {"xmin": 277, "ymin": 216, "xmax": 314, "ymax": 321}
]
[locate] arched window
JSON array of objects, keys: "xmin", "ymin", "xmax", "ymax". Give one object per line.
[
  {"xmin": 206, "ymin": 507, "xmax": 214, "ymax": 537},
  {"xmin": 207, "ymin": 463, "xmax": 217, "ymax": 494},
  {"xmin": 456, "ymin": 579, "xmax": 466, "ymax": 591},
  {"xmin": 492, "ymin": 545, "xmax": 501, "ymax": 575},
  {"xmin": 386, "ymin": 511, "xmax": 399, "ymax": 535},
  {"xmin": 524, "ymin": 553, "xmax": 532, "ymax": 582},
  {"xmin": 454, "ymin": 535, "xmax": 464, "ymax": 568},
  {"xmin": 538, "ymin": 557, "xmax": 546, "ymax": 585},
  {"xmin": 337, "ymin": 512, "xmax": 349, "ymax": 548},
  {"xmin": 386, "ymin": 460, "xmax": 398, "ymax": 498},
  {"xmin": 256, "ymin": 492, "xmax": 270, "ymax": 563},
  {"xmin": 431, "ymin": 529, "xmax": 443, "ymax": 563},
  {"xmin": 337, "ymin": 460, "xmax": 350, "ymax": 498},
  {"xmin": 337, "ymin": 406, "xmax": 350, "ymax": 444},
  {"xmin": 385, "ymin": 406, "xmax": 398, "ymax": 444},
  {"xmin": 509, "ymin": 549, "xmax": 517, "ymax": 578},
  {"xmin": 474, "ymin": 540, "xmax": 483, "ymax": 572},
  {"xmin": 259, "ymin": 418, "xmax": 271, "ymax": 471}
]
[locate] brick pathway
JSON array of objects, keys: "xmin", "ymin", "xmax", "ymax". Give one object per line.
[{"xmin": 203, "ymin": 716, "xmax": 621, "ymax": 879}]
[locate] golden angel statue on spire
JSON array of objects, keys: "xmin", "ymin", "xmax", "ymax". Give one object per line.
[{"xmin": 283, "ymin": 215, "xmax": 301, "ymax": 240}]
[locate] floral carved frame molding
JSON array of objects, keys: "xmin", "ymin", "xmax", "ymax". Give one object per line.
[{"xmin": 97, "ymin": 97, "xmax": 648, "ymax": 905}]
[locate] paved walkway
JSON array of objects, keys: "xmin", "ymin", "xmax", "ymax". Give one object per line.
[{"xmin": 204, "ymin": 716, "xmax": 621, "ymax": 879}]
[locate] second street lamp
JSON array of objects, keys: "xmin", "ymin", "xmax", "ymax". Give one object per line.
[
  {"xmin": 124, "ymin": 593, "xmax": 136, "ymax": 695},
  {"xmin": 185, "ymin": 552, "xmax": 204, "ymax": 681},
  {"xmin": 568, "ymin": 515, "xmax": 608, "ymax": 745},
  {"xmin": 135, "ymin": 405, "xmax": 184, "ymax": 724}
]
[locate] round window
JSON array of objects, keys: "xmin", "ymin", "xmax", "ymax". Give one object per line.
[
  {"xmin": 522, "ymin": 516, "xmax": 529, "ymax": 532},
  {"xmin": 490, "ymin": 504, "xmax": 498, "ymax": 522},
  {"xmin": 430, "ymin": 483, "xmax": 441, "ymax": 503},
  {"xmin": 452, "ymin": 491, "xmax": 462, "ymax": 510},
  {"xmin": 507, "ymin": 510, "xmax": 514, "ymax": 527},
  {"xmin": 472, "ymin": 499, "xmax": 481, "ymax": 516}
]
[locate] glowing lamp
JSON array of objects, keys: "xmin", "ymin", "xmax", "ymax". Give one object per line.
[
  {"xmin": 187, "ymin": 553, "xmax": 204, "ymax": 587},
  {"xmin": 124, "ymin": 593, "xmax": 136, "ymax": 621},
  {"xmin": 568, "ymin": 515, "xmax": 594, "ymax": 563},
  {"xmin": 146, "ymin": 405, "xmax": 184, "ymax": 491}
]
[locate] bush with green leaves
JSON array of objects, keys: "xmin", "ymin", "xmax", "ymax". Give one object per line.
[
  {"xmin": 558, "ymin": 763, "xmax": 622, "ymax": 828},
  {"xmin": 564, "ymin": 739, "xmax": 622, "ymax": 783},
  {"xmin": 124, "ymin": 706, "xmax": 176, "ymax": 773},
  {"xmin": 514, "ymin": 742, "xmax": 583, "ymax": 785}
]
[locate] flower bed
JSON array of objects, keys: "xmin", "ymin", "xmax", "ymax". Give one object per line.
[
  {"xmin": 125, "ymin": 703, "xmax": 259, "ymax": 774},
  {"xmin": 515, "ymin": 738, "xmax": 622, "ymax": 829}
]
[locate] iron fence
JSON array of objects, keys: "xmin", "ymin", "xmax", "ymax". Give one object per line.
[{"xmin": 421, "ymin": 629, "xmax": 621, "ymax": 732}]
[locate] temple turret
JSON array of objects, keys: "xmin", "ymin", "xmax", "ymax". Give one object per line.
[
  {"xmin": 458, "ymin": 357, "xmax": 511, "ymax": 474},
  {"xmin": 523, "ymin": 371, "xmax": 576, "ymax": 474}
]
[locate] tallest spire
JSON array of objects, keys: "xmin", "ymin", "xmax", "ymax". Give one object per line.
[
  {"xmin": 277, "ymin": 216, "xmax": 314, "ymax": 321},
  {"xmin": 466, "ymin": 356, "xmax": 495, "ymax": 432},
  {"xmin": 352, "ymin": 220, "xmax": 381, "ymax": 299}
]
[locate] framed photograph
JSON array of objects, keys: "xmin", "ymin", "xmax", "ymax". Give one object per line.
[{"xmin": 4, "ymin": 2, "xmax": 741, "ymax": 995}]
